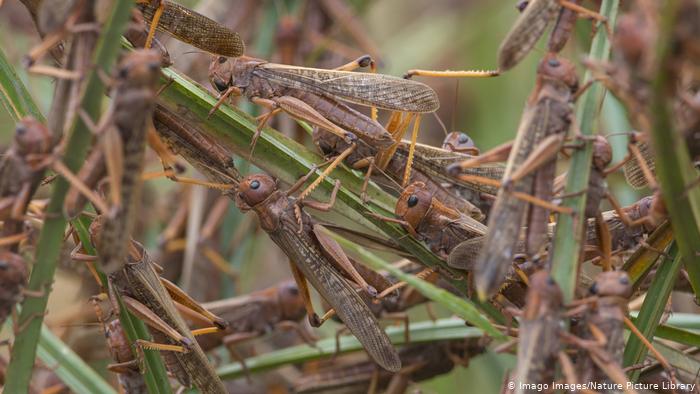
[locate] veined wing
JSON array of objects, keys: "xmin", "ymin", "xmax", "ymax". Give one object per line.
[
  {"xmin": 498, "ymin": 0, "xmax": 560, "ymax": 70},
  {"xmin": 396, "ymin": 142, "xmax": 505, "ymax": 194},
  {"xmin": 447, "ymin": 215, "xmax": 488, "ymax": 239},
  {"xmin": 138, "ymin": 0, "xmax": 245, "ymax": 57},
  {"xmin": 256, "ymin": 63, "xmax": 439, "ymax": 113}
]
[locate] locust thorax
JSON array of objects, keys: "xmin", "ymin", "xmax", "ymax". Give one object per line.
[
  {"xmin": 236, "ymin": 174, "xmax": 278, "ymax": 209},
  {"xmin": 277, "ymin": 280, "xmax": 306, "ymax": 321},
  {"xmin": 442, "ymin": 131, "xmax": 479, "ymax": 154},
  {"xmin": 396, "ymin": 182, "xmax": 433, "ymax": 230},
  {"xmin": 592, "ymin": 136, "xmax": 613, "ymax": 171},
  {"xmin": 588, "ymin": 271, "xmax": 632, "ymax": 299},
  {"xmin": 523, "ymin": 271, "xmax": 563, "ymax": 319},
  {"xmin": 14, "ymin": 117, "xmax": 51, "ymax": 158},
  {"xmin": 116, "ymin": 49, "xmax": 161, "ymax": 92},
  {"xmin": 536, "ymin": 55, "xmax": 579, "ymax": 96}
]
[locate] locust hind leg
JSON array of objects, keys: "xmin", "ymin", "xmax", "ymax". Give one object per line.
[
  {"xmin": 288, "ymin": 260, "xmax": 322, "ymax": 327},
  {"xmin": 121, "ymin": 296, "xmax": 192, "ymax": 350},
  {"xmin": 160, "ymin": 277, "xmax": 227, "ymax": 329},
  {"xmin": 313, "ymin": 222, "xmax": 378, "ymax": 297}
]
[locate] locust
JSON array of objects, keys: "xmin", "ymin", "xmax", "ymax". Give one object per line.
[
  {"xmin": 60, "ymin": 50, "xmax": 161, "ymax": 277},
  {"xmin": 511, "ymin": 271, "xmax": 564, "ymax": 393},
  {"xmin": 207, "ymin": 55, "xmax": 439, "ymax": 154},
  {"xmin": 562, "ymin": 271, "xmax": 671, "ymax": 393},
  {"xmin": 0, "ymin": 118, "xmax": 53, "ymax": 252},
  {"xmin": 369, "ymin": 181, "xmax": 487, "ymax": 264},
  {"xmin": 294, "ymin": 339, "xmax": 484, "ymax": 394},
  {"xmin": 0, "ymin": 251, "xmax": 28, "ymax": 328},
  {"xmin": 469, "ymin": 55, "xmax": 579, "ymax": 298},
  {"xmin": 90, "ymin": 295, "xmax": 147, "ymax": 394},
  {"xmin": 197, "ymin": 280, "xmax": 312, "ymax": 353},
  {"xmin": 235, "ymin": 173, "xmax": 401, "ymax": 372},
  {"xmin": 87, "ymin": 215, "xmax": 229, "ymax": 393},
  {"xmin": 498, "ymin": 0, "xmax": 608, "ymax": 71}
]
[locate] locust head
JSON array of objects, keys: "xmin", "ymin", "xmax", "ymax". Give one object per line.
[
  {"xmin": 209, "ymin": 55, "xmax": 263, "ymax": 94},
  {"xmin": 115, "ymin": 49, "xmax": 161, "ymax": 92},
  {"xmin": 592, "ymin": 136, "xmax": 613, "ymax": 171},
  {"xmin": 14, "ymin": 117, "xmax": 51, "ymax": 158},
  {"xmin": 236, "ymin": 174, "xmax": 278, "ymax": 210},
  {"xmin": 536, "ymin": 55, "xmax": 579, "ymax": 96},
  {"xmin": 277, "ymin": 280, "xmax": 306, "ymax": 321},
  {"xmin": 442, "ymin": 131, "xmax": 479, "ymax": 155},
  {"xmin": 588, "ymin": 271, "xmax": 632, "ymax": 299},
  {"xmin": 396, "ymin": 182, "xmax": 433, "ymax": 230}
]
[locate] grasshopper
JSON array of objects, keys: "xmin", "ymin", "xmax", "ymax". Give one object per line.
[
  {"xmin": 235, "ymin": 173, "xmax": 401, "ymax": 372},
  {"xmin": 61, "ymin": 50, "xmax": 161, "ymax": 277},
  {"xmin": 574, "ymin": 271, "xmax": 633, "ymax": 387},
  {"xmin": 470, "ymin": 55, "xmax": 579, "ymax": 298},
  {"xmin": 0, "ymin": 251, "xmax": 28, "ymax": 328},
  {"xmin": 369, "ymin": 181, "xmax": 487, "ymax": 264},
  {"xmin": 197, "ymin": 280, "xmax": 312, "ymax": 353},
  {"xmin": 294, "ymin": 339, "xmax": 483, "ymax": 394},
  {"xmin": 0, "ymin": 118, "xmax": 53, "ymax": 252},
  {"xmin": 90, "ymin": 295, "xmax": 147, "ymax": 394},
  {"xmin": 208, "ymin": 55, "xmax": 439, "ymax": 152},
  {"xmin": 87, "ymin": 215, "xmax": 229, "ymax": 393},
  {"xmin": 511, "ymin": 271, "xmax": 564, "ymax": 393},
  {"xmin": 498, "ymin": 0, "xmax": 608, "ymax": 71}
]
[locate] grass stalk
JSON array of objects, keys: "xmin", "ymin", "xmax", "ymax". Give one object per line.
[{"xmin": 550, "ymin": 0, "xmax": 619, "ymax": 302}]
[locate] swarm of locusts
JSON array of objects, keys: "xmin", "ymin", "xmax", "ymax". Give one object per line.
[{"xmin": 2, "ymin": 0, "xmax": 700, "ymax": 393}]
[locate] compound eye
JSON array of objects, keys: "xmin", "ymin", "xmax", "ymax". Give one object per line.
[
  {"xmin": 619, "ymin": 276, "xmax": 630, "ymax": 285},
  {"xmin": 589, "ymin": 282, "xmax": 598, "ymax": 295},
  {"xmin": 15, "ymin": 124, "xmax": 26, "ymax": 135},
  {"xmin": 407, "ymin": 195, "xmax": 419, "ymax": 207},
  {"xmin": 250, "ymin": 180, "xmax": 260, "ymax": 190},
  {"xmin": 546, "ymin": 277, "xmax": 556, "ymax": 286},
  {"xmin": 458, "ymin": 134, "xmax": 469, "ymax": 144},
  {"xmin": 213, "ymin": 79, "xmax": 229, "ymax": 93},
  {"xmin": 548, "ymin": 58, "xmax": 560, "ymax": 68},
  {"xmin": 218, "ymin": 56, "xmax": 227, "ymax": 64}
]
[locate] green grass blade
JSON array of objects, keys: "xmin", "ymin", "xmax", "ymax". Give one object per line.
[
  {"xmin": 36, "ymin": 325, "xmax": 117, "ymax": 394},
  {"xmin": 648, "ymin": 340, "xmax": 700, "ymax": 377},
  {"xmin": 647, "ymin": 0, "xmax": 700, "ymax": 300},
  {"xmin": 550, "ymin": 0, "xmax": 619, "ymax": 303},
  {"xmin": 4, "ymin": 2, "xmax": 133, "ymax": 392},
  {"xmin": 0, "ymin": 46, "xmax": 43, "ymax": 121},
  {"xmin": 623, "ymin": 222, "xmax": 673, "ymax": 291},
  {"xmin": 623, "ymin": 243, "xmax": 681, "ymax": 378},
  {"xmin": 332, "ymin": 232, "xmax": 505, "ymax": 338},
  {"xmin": 217, "ymin": 317, "xmax": 484, "ymax": 379}
]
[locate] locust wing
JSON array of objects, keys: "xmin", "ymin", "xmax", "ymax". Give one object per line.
[
  {"xmin": 498, "ymin": 0, "xmax": 560, "ymax": 70},
  {"xmin": 255, "ymin": 63, "xmax": 439, "ymax": 113}
]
